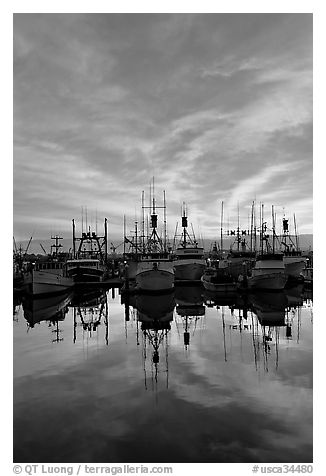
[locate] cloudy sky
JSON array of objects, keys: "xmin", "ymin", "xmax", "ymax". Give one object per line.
[{"xmin": 13, "ymin": 13, "xmax": 313, "ymax": 242}]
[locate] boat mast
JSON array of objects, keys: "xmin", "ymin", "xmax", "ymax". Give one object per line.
[
  {"xmin": 237, "ymin": 202, "xmax": 240, "ymax": 251},
  {"xmin": 142, "ymin": 190, "xmax": 145, "ymax": 254},
  {"xmin": 260, "ymin": 203, "xmax": 264, "ymax": 255},
  {"xmin": 220, "ymin": 200, "xmax": 224, "ymax": 253},
  {"xmin": 250, "ymin": 201, "xmax": 254, "ymax": 253},
  {"xmin": 72, "ymin": 219, "xmax": 76, "ymax": 257},
  {"xmin": 182, "ymin": 202, "xmax": 187, "ymax": 247},
  {"xmin": 294, "ymin": 213, "xmax": 299, "ymax": 251},
  {"xmin": 123, "ymin": 215, "xmax": 126, "ymax": 258},
  {"xmin": 272, "ymin": 205, "xmax": 275, "ymax": 254},
  {"xmin": 104, "ymin": 218, "xmax": 108, "ymax": 263},
  {"xmin": 163, "ymin": 190, "xmax": 167, "ymax": 253}
]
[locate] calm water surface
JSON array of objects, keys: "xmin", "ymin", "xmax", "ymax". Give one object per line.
[{"xmin": 13, "ymin": 285, "xmax": 313, "ymax": 463}]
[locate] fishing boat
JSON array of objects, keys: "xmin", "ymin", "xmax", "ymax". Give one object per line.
[
  {"xmin": 65, "ymin": 219, "xmax": 108, "ymax": 283},
  {"xmin": 13, "ymin": 235, "xmax": 33, "ymax": 291},
  {"xmin": 224, "ymin": 201, "xmax": 256, "ymax": 279},
  {"xmin": 173, "ymin": 204, "xmax": 206, "ymax": 281},
  {"xmin": 246, "ymin": 253, "xmax": 287, "ymax": 291},
  {"xmin": 135, "ymin": 183, "xmax": 174, "ymax": 292},
  {"xmin": 246, "ymin": 205, "xmax": 287, "ymax": 291},
  {"xmin": 23, "ymin": 236, "xmax": 74, "ymax": 296},
  {"xmin": 201, "ymin": 263, "xmax": 238, "ymax": 293},
  {"xmin": 279, "ymin": 217, "xmax": 307, "ymax": 280},
  {"xmin": 136, "ymin": 253, "xmax": 174, "ymax": 292}
]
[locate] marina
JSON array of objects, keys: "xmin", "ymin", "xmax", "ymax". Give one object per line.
[{"xmin": 13, "ymin": 12, "xmax": 313, "ymax": 468}]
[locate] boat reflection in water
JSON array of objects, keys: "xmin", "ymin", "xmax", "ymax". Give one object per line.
[
  {"xmin": 22, "ymin": 291, "xmax": 72, "ymax": 342},
  {"xmin": 175, "ymin": 285, "xmax": 205, "ymax": 349},
  {"xmin": 14, "ymin": 280, "xmax": 312, "ymax": 463},
  {"xmin": 203, "ymin": 285, "xmax": 307, "ymax": 372},
  {"xmin": 129, "ymin": 291, "xmax": 175, "ymax": 389},
  {"xmin": 249, "ymin": 291, "xmax": 288, "ymax": 326},
  {"xmin": 70, "ymin": 288, "xmax": 109, "ymax": 345}
]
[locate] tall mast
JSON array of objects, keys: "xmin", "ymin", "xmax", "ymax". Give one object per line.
[
  {"xmin": 250, "ymin": 201, "xmax": 254, "ymax": 253},
  {"xmin": 237, "ymin": 202, "xmax": 240, "ymax": 251},
  {"xmin": 260, "ymin": 203, "xmax": 264, "ymax": 255},
  {"xmin": 163, "ymin": 190, "xmax": 167, "ymax": 252},
  {"xmin": 182, "ymin": 202, "xmax": 187, "ymax": 247},
  {"xmin": 142, "ymin": 190, "xmax": 145, "ymax": 254},
  {"xmin": 123, "ymin": 215, "xmax": 126, "ymax": 258},
  {"xmin": 220, "ymin": 201, "xmax": 224, "ymax": 253},
  {"xmin": 104, "ymin": 218, "xmax": 108, "ymax": 263},
  {"xmin": 72, "ymin": 219, "xmax": 76, "ymax": 258},
  {"xmin": 152, "ymin": 176, "xmax": 155, "ymax": 215},
  {"xmin": 272, "ymin": 205, "xmax": 275, "ymax": 254},
  {"xmin": 294, "ymin": 213, "xmax": 299, "ymax": 250},
  {"xmin": 135, "ymin": 221, "xmax": 138, "ymax": 258}
]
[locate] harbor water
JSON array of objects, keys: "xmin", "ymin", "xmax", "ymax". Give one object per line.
[{"xmin": 13, "ymin": 285, "xmax": 313, "ymax": 463}]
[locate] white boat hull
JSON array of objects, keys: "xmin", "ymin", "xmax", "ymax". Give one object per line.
[
  {"xmin": 24, "ymin": 270, "xmax": 74, "ymax": 296},
  {"xmin": 174, "ymin": 261, "xmax": 206, "ymax": 280},
  {"xmin": 136, "ymin": 260, "xmax": 174, "ymax": 291}
]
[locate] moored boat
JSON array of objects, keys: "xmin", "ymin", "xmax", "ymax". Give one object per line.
[
  {"xmin": 201, "ymin": 266, "xmax": 238, "ymax": 293},
  {"xmin": 135, "ymin": 183, "xmax": 174, "ymax": 292},
  {"xmin": 66, "ymin": 220, "xmax": 108, "ymax": 283},
  {"xmin": 246, "ymin": 205, "xmax": 287, "ymax": 291},
  {"xmin": 279, "ymin": 217, "xmax": 307, "ymax": 280},
  {"xmin": 23, "ymin": 236, "xmax": 74, "ymax": 296},
  {"xmin": 173, "ymin": 204, "xmax": 206, "ymax": 281},
  {"xmin": 246, "ymin": 253, "xmax": 287, "ymax": 291}
]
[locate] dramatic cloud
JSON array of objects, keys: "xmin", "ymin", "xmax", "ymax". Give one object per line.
[{"xmin": 13, "ymin": 13, "xmax": 312, "ymax": 242}]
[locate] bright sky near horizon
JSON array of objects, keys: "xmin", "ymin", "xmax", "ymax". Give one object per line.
[{"xmin": 13, "ymin": 12, "xmax": 312, "ymax": 241}]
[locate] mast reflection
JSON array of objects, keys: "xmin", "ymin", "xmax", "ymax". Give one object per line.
[
  {"xmin": 175, "ymin": 284, "xmax": 205, "ymax": 350},
  {"xmin": 131, "ymin": 291, "xmax": 175, "ymax": 391},
  {"xmin": 70, "ymin": 288, "xmax": 109, "ymax": 345}
]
